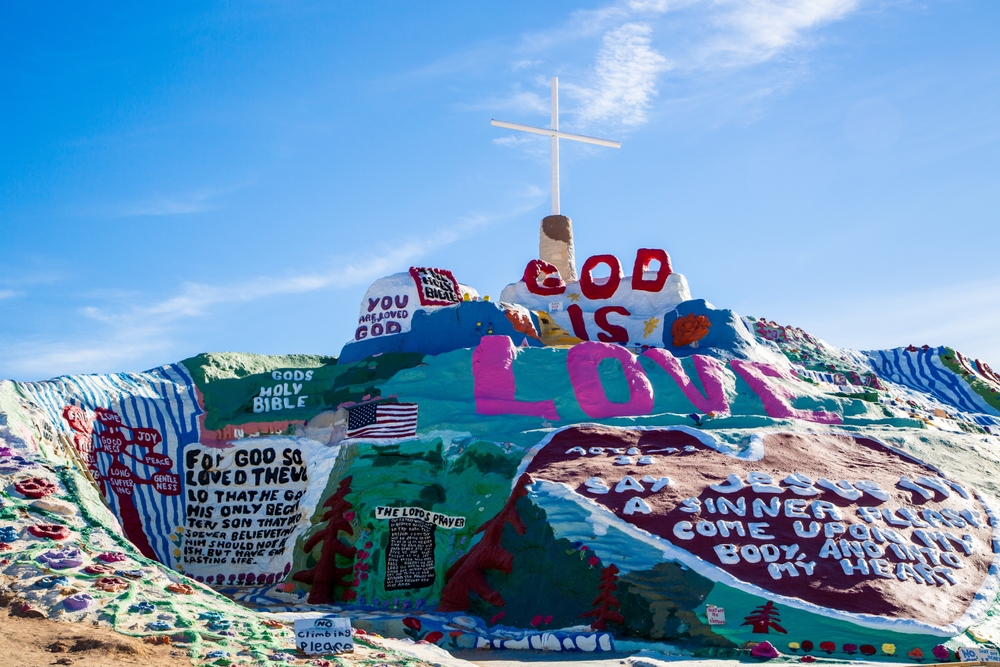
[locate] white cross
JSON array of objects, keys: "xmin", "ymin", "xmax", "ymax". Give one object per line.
[{"xmin": 492, "ymin": 77, "xmax": 621, "ymax": 216}]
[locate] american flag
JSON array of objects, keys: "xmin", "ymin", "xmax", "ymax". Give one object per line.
[{"xmin": 346, "ymin": 401, "xmax": 418, "ymax": 439}]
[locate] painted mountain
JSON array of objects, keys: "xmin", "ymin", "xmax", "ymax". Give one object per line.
[{"xmin": 2, "ymin": 246, "xmax": 1000, "ymax": 661}]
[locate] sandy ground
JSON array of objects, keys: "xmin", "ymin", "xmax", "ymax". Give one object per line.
[
  {"xmin": 0, "ymin": 599, "xmax": 918, "ymax": 667},
  {"xmin": 0, "ymin": 608, "xmax": 189, "ymax": 667}
]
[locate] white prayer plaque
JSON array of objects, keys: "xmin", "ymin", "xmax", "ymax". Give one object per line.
[
  {"xmin": 294, "ymin": 616, "xmax": 354, "ymax": 655},
  {"xmin": 706, "ymin": 605, "xmax": 726, "ymax": 625},
  {"xmin": 548, "ymin": 301, "xmax": 563, "ymax": 313}
]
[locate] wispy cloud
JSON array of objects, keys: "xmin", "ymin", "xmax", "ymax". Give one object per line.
[
  {"xmin": 1, "ymin": 247, "xmax": 430, "ymax": 379},
  {"xmin": 566, "ymin": 22, "xmax": 669, "ymax": 126},
  {"xmin": 82, "ymin": 243, "xmax": 445, "ymax": 328},
  {"xmin": 104, "ymin": 182, "xmax": 252, "ymax": 218},
  {"xmin": 480, "ymin": 0, "xmax": 863, "ymax": 133},
  {"xmin": 457, "ymin": 88, "xmax": 549, "ymax": 115},
  {"xmin": 694, "ymin": 0, "xmax": 860, "ymax": 69},
  {"xmin": 0, "ymin": 202, "xmax": 541, "ymax": 379},
  {"xmin": 0, "ymin": 290, "xmax": 22, "ymax": 300},
  {"xmin": 493, "ymin": 135, "xmax": 535, "ymax": 146},
  {"xmin": 510, "ymin": 59, "xmax": 541, "ymax": 72}
]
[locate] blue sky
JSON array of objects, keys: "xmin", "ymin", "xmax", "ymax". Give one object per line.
[{"xmin": 1, "ymin": 1, "xmax": 998, "ymax": 380}]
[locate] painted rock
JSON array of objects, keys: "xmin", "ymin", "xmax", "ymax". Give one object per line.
[
  {"xmin": 27, "ymin": 524, "xmax": 71, "ymax": 540},
  {"xmin": 64, "ymin": 593, "xmax": 93, "ymax": 611},
  {"xmin": 166, "ymin": 582, "xmax": 194, "ymax": 594},
  {"xmin": 31, "ymin": 497, "xmax": 76, "ymax": 515},
  {"xmin": 35, "ymin": 575, "xmax": 70, "ymax": 589},
  {"xmin": 14, "ymin": 477, "xmax": 58, "ymax": 499},
  {"xmin": 37, "ymin": 548, "xmax": 85, "ymax": 569},
  {"xmin": 94, "ymin": 576, "xmax": 129, "ymax": 592},
  {"xmin": 83, "ymin": 564, "xmax": 115, "ymax": 575},
  {"xmin": 0, "ymin": 454, "xmax": 35, "ymax": 473},
  {"xmin": 521, "ymin": 425, "xmax": 999, "ymax": 633},
  {"xmin": 751, "ymin": 641, "xmax": 780, "ymax": 659},
  {"xmin": 129, "ymin": 600, "xmax": 155, "ymax": 614},
  {"xmin": 96, "ymin": 551, "xmax": 128, "ymax": 563},
  {"xmin": 115, "ymin": 568, "xmax": 145, "ymax": 580},
  {"xmin": 17, "ymin": 604, "xmax": 46, "ymax": 618},
  {"xmin": 0, "ymin": 526, "xmax": 18, "ymax": 542}
]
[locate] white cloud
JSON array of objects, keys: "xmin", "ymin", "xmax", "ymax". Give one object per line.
[
  {"xmin": 0, "ymin": 290, "xmax": 21, "ymax": 300},
  {"xmin": 418, "ymin": 0, "xmax": 863, "ymax": 137},
  {"xmin": 697, "ymin": 0, "xmax": 860, "ymax": 69},
  {"xmin": 567, "ymin": 22, "xmax": 669, "ymax": 127},
  {"xmin": 496, "ymin": 0, "xmax": 862, "ymax": 131}
]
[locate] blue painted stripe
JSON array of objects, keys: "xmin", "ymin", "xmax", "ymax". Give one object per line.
[
  {"xmin": 862, "ymin": 348, "xmax": 997, "ymax": 416},
  {"xmin": 15, "ymin": 364, "xmax": 202, "ymax": 566}
]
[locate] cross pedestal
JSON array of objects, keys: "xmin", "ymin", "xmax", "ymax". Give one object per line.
[{"xmin": 540, "ymin": 214, "xmax": 577, "ymax": 283}]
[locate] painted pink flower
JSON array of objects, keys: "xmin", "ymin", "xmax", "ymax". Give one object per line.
[{"xmin": 97, "ymin": 551, "xmax": 128, "ymax": 563}]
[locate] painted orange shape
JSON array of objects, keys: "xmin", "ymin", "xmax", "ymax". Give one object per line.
[{"xmin": 672, "ymin": 313, "xmax": 711, "ymax": 348}]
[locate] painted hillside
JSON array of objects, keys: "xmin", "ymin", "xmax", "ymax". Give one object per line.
[{"xmin": 2, "ymin": 245, "xmax": 1000, "ymax": 664}]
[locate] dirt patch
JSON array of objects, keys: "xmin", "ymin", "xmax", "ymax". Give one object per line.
[
  {"xmin": 0, "ymin": 599, "xmax": 188, "ymax": 667},
  {"xmin": 46, "ymin": 636, "xmax": 143, "ymax": 655}
]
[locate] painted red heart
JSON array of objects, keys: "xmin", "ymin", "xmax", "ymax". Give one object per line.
[{"xmin": 522, "ymin": 425, "xmax": 997, "ymax": 631}]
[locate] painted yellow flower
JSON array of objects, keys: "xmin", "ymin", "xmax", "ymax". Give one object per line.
[
  {"xmin": 882, "ymin": 644, "xmax": 896, "ymax": 655},
  {"xmin": 642, "ymin": 316, "xmax": 661, "ymax": 338}
]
